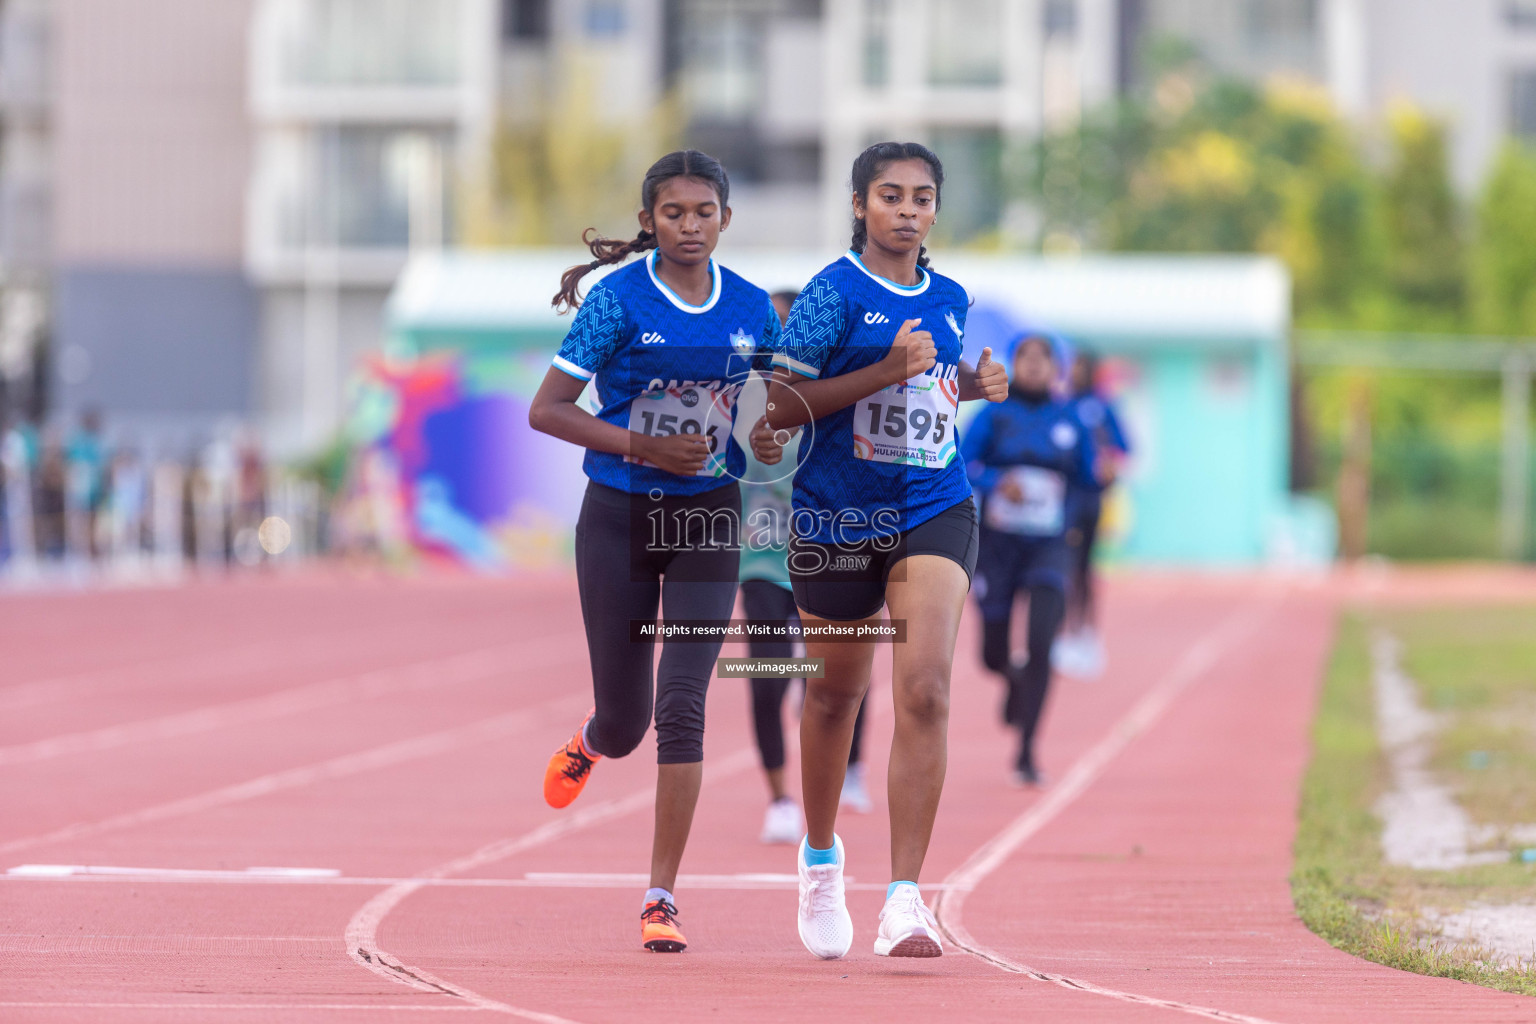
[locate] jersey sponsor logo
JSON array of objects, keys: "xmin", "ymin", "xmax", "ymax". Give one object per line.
[
  {"xmin": 1051, "ymin": 421, "xmax": 1079, "ymax": 449},
  {"xmin": 863, "ymin": 311, "xmax": 891, "ymax": 325},
  {"xmin": 945, "ymin": 311, "xmax": 963, "ymax": 338},
  {"xmin": 641, "ymin": 331, "xmax": 667, "ymax": 344}
]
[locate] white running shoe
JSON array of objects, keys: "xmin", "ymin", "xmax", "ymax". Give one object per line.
[
  {"xmin": 1077, "ymin": 627, "xmax": 1106, "ymax": 679},
  {"xmin": 839, "ymin": 763, "xmax": 873, "ymax": 814},
  {"xmin": 797, "ymin": 835, "xmax": 853, "ymax": 959},
  {"xmin": 1051, "ymin": 632, "xmax": 1085, "ymax": 678},
  {"xmin": 874, "ymin": 882, "xmax": 943, "ymax": 958},
  {"xmin": 760, "ymin": 798, "xmax": 803, "ymax": 845}
]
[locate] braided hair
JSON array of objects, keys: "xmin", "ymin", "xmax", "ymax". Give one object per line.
[
  {"xmin": 849, "ymin": 141, "xmax": 944, "ymax": 270},
  {"xmin": 552, "ymin": 150, "xmax": 731, "ymax": 312}
]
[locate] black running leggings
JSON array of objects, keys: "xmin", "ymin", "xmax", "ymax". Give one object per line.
[
  {"xmin": 739, "ymin": 578, "xmax": 865, "ymax": 773},
  {"xmin": 981, "ymin": 585, "xmax": 1066, "ymax": 769},
  {"xmin": 576, "ymin": 481, "xmax": 741, "ymax": 765}
]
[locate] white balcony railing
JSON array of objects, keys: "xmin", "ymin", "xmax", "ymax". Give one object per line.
[{"xmin": 250, "ymin": 0, "xmax": 495, "ymax": 123}]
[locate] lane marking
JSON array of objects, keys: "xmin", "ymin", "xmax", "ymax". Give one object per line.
[
  {"xmin": 344, "ymin": 748, "xmax": 759, "ymax": 1021},
  {"xmin": 0, "ymin": 640, "xmax": 581, "ymax": 767},
  {"xmin": 4, "ymin": 867, "xmax": 917, "ymax": 891},
  {"xmin": 0, "ymin": 1002, "xmax": 487, "ymax": 1012},
  {"xmin": 934, "ymin": 592, "xmax": 1292, "ymax": 1024},
  {"xmin": 0, "ymin": 695, "xmax": 585, "ymax": 856},
  {"xmin": 8, "ymin": 864, "xmax": 340, "ymax": 879}
]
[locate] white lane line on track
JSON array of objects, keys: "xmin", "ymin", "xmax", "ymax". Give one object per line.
[
  {"xmin": 0, "ymin": 640, "xmax": 582, "ymax": 767},
  {"xmin": 934, "ymin": 591, "xmax": 1292, "ymax": 1024},
  {"xmin": 7, "ymin": 864, "xmax": 340, "ymax": 879},
  {"xmin": 344, "ymin": 748, "xmax": 760, "ymax": 1023},
  {"xmin": 3, "ymin": 867, "xmax": 919, "ymax": 891},
  {"xmin": 0, "ymin": 1002, "xmax": 486, "ymax": 1012},
  {"xmin": 0, "ymin": 695, "xmax": 586, "ymax": 856}
]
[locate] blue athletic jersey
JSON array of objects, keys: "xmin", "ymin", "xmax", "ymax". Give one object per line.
[
  {"xmin": 553, "ymin": 250, "xmax": 781, "ymax": 496},
  {"xmin": 1068, "ymin": 392, "xmax": 1130, "ymax": 495},
  {"xmin": 772, "ymin": 252, "xmax": 973, "ymax": 545},
  {"xmin": 961, "ymin": 393, "xmax": 1096, "ymax": 539}
]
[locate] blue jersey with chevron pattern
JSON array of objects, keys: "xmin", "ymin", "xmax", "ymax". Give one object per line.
[
  {"xmin": 773, "ymin": 251, "xmax": 973, "ymax": 544},
  {"xmin": 553, "ymin": 250, "xmax": 781, "ymax": 495}
]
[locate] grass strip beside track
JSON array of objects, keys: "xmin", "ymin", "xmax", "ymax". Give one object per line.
[{"xmin": 1291, "ymin": 612, "xmax": 1536, "ymax": 996}]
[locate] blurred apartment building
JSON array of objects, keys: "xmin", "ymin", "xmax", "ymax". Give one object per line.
[{"xmin": 4, "ymin": 0, "xmax": 1536, "ymax": 450}]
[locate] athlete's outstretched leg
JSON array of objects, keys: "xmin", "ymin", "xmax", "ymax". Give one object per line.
[
  {"xmin": 1010, "ymin": 584, "xmax": 1066, "ymax": 780},
  {"xmin": 883, "ymin": 554, "xmax": 969, "ymax": 883},
  {"xmin": 799, "ymin": 628, "xmax": 877, "ymax": 850},
  {"xmin": 741, "ymin": 578, "xmax": 796, "ymax": 800},
  {"xmin": 647, "ymin": 535, "xmax": 739, "ymax": 893}
]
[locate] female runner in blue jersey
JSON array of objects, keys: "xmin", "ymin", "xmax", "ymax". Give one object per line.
[
  {"xmin": 766, "ymin": 142, "xmax": 1008, "ymax": 960},
  {"xmin": 962, "ymin": 334, "xmax": 1098, "ymax": 785},
  {"xmin": 529, "ymin": 150, "xmax": 783, "ymax": 954}
]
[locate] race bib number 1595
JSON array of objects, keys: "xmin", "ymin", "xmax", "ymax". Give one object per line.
[{"xmin": 853, "ymin": 363, "xmax": 960, "ymax": 468}]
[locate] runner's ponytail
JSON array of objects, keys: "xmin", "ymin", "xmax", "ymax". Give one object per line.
[{"xmin": 552, "ymin": 150, "xmax": 731, "ymax": 312}]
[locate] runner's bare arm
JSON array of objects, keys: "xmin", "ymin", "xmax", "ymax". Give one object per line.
[
  {"xmin": 765, "ymin": 319, "xmax": 935, "ymax": 429},
  {"xmin": 528, "ymin": 366, "xmax": 708, "ymax": 475}
]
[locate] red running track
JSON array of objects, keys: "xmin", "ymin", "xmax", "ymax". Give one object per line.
[{"xmin": 1, "ymin": 569, "xmax": 1533, "ymax": 1023}]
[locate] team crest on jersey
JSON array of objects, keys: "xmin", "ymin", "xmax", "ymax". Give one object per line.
[
  {"xmin": 944, "ymin": 311, "xmax": 963, "ymax": 339},
  {"xmin": 1051, "ymin": 421, "xmax": 1078, "ymax": 449},
  {"xmin": 729, "ymin": 327, "xmax": 755, "ymax": 353}
]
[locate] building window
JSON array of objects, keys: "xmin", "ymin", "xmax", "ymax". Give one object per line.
[
  {"xmin": 1513, "ymin": 68, "xmax": 1536, "ymax": 138},
  {"xmin": 863, "ymin": 0, "xmax": 890, "ymax": 87},
  {"xmin": 502, "ymin": 0, "xmax": 549, "ymax": 41},
  {"xmin": 1510, "ymin": 0, "xmax": 1536, "ymax": 28},
  {"xmin": 1245, "ymin": 0, "xmax": 1316, "ymax": 39},
  {"xmin": 928, "ymin": 0, "xmax": 1004, "ymax": 87},
  {"xmin": 927, "ymin": 127, "xmax": 1003, "ymax": 243},
  {"xmin": 585, "ymin": 1, "xmax": 627, "ymax": 37},
  {"xmin": 1044, "ymin": 0, "xmax": 1077, "ymax": 37}
]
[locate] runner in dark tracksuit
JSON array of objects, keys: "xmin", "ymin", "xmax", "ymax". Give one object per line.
[{"xmin": 962, "ymin": 334, "xmax": 1098, "ymax": 785}]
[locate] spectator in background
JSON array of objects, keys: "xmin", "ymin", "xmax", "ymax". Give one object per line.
[
  {"xmin": 107, "ymin": 445, "xmax": 148, "ymax": 562},
  {"xmin": 65, "ymin": 408, "xmax": 107, "ymax": 559},
  {"xmin": 35, "ymin": 432, "xmax": 66, "ymax": 559}
]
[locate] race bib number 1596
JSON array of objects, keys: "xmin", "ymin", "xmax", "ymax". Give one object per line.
[{"xmin": 626, "ymin": 381, "xmax": 737, "ymax": 477}]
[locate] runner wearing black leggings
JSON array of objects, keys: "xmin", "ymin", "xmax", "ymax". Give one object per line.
[
  {"xmin": 529, "ymin": 150, "xmax": 783, "ymax": 954},
  {"xmin": 962, "ymin": 334, "xmax": 1100, "ymax": 785}
]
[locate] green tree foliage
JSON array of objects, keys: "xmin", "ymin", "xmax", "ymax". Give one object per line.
[
  {"xmin": 1025, "ymin": 65, "xmax": 1382, "ymax": 321},
  {"xmin": 1381, "ymin": 108, "xmax": 1464, "ymax": 315},
  {"xmin": 461, "ymin": 56, "xmax": 681, "ymax": 247},
  {"xmin": 1470, "ymin": 142, "xmax": 1536, "ymax": 335}
]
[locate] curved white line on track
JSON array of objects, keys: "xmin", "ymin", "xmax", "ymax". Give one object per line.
[
  {"xmin": 0, "ymin": 641, "xmax": 582, "ymax": 767},
  {"xmin": 0, "ymin": 696, "xmax": 585, "ymax": 855},
  {"xmin": 344, "ymin": 748, "xmax": 759, "ymax": 1021},
  {"xmin": 934, "ymin": 592, "xmax": 1291, "ymax": 1024}
]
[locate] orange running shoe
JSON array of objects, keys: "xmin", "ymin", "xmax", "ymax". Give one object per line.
[
  {"xmin": 543, "ymin": 715, "xmax": 600, "ymax": 809},
  {"xmin": 641, "ymin": 898, "xmax": 687, "ymax": 952}
]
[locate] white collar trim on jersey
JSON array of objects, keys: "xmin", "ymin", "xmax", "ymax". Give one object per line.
[
  {"xmin": 646, "ymin": 249, "xmax": 722, "ymax": 314},
  {"xmin": 843, "ymin": 250, "xmax": 931, "ymax": 295}
]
